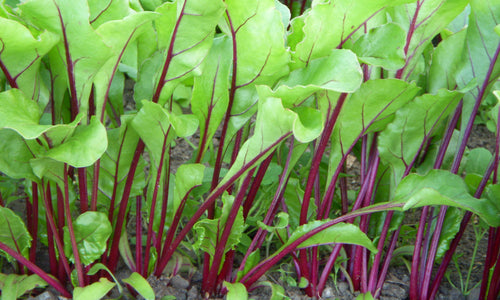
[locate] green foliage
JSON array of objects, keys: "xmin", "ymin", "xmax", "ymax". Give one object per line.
[{"xmin": 0, "ymin": 273, "xmax": 48, "ymax": 300}]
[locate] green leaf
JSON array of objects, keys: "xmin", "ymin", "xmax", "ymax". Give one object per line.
[
  {"xmin": 329, "ymin": 79, "xmax": 420, "ymax": 180},
  {"xmin": 456, "ymin": 0, "xmax": 500, "ymax": 142},
  {"xmin": 260, "ymin": 281, "xmax": 289, "ymax": 300},
  {"xmin": 131, "ymin": 101, "xmax": 175, "ymax": 165},
  {"xmin": 290, "ymin": 0, "xmax": 414, "ymax": 69},
  {"xmin": 222, "ymin": 0, "xmax": 291, "ymax": 140},
  {"xmin": 19, "ymin": 0, "xmax": 115, "ymax": 115},
  {"xmin": 219, "ymin": 96, "xmax": 296, "ymax": 186},
  {"xmin": 88, "ymin": 0, "xmax": 132, "ymax": 28},
  {"xmin": 0, "ymin": 89, "xmax": 47, "ymax": 139},
  {"xmin": 257, "ymin": 212, "xmax": 289, "ymax": 232},
  {"xmin": 435, "ymin": 207, "xmax": 463, "ymax": 260},
  {"xmin": 0, "ymin": 16, "xmax": 58, "ymax": 97},
  {"xmin": 191, "ymin": 36, "xmax": 232, "ymax": 159},
  {"xmin": 96, "ymin": 116, "xmax": 146, "ymax": 211},
  {"xmin": 73, "ymin": 278, "xmax": 115, "ymax": 300},
  {"xmin": 224, "ymin": 282, "xmax": 248, "ymax": 300},
  {"xmin": 389, "ymin": 0, "xmax": 469, "ymax": 80},
  {"xmin": 268, "ymin": 49, "xmax": 363, "ymax": 107},
  {"xmin": 45, "ymin": 117, "xmax": 108, "ymax": 168},
  {"xmin": 0, "ymin": 273, "xmax": 47, "ymax": 300},
  {"xmin": 122, "ymin": 272, "xmax": 155, "ymax": 300},
  {"xmin": 93, "ymin": 11, "xmax": 159, "ymax": 121},
  {"xmin": 0, "ymin": 130, "xmax": 41, "ymax": 181},
  {"xmin": 465, "ymin": 148, "xmax": 493, "ymax": 176},
  {"xmin": 64, "ymin": 211, "xmax": 112, "ymax": 265},
  {"xmin": 351, "ymin": 23, "xmax": 406, "ymax": 70},
  {"xmin": 392, "ymin": 170, "xmax": 500, "ymax": 227},
  {"xmin": 378, "ymin": 89, "xmax": 462, "ymax": 181},
  {"xmin": 172, "ymin": 164, "xmax": 205, "ymax": 221},
  {"xmin": 356, "ymin": 292, "xmax": 375, "ymax": 300},
  {"xmin": 193, "ymin": 193, "xmax": 244, "ymax": 259},
  {"xmin": 282, "ymin": 221, "xmax": 377, "ymax": 253},
  {"xmin": 135, "ymin": 0, "xmax": 225, "ymax": 104},
  {"xmin": 428, "ymin": 29, "xmax": 467, "ymax": 92},
  {"xmin": 224, "ymin": 0, "xmax": 290, "ymax": 87},
  {"xmin": 87, "ymin": 263, "xmax": 123, "ymax": 294},
  {"xmin": 0, "ymin": 207, "xmax": 31, "ymax": 262}
]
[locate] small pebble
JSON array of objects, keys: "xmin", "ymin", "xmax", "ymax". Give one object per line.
[
  {"xmin": 322, "ymin": 286, "xmax": 334, "ymax": 298},
  {"xmin": 170, "ymin": 274, "xmax": 190, "ymax": 289},
  {"xmin": 28, "ymin": 291, "xmax": 57, "ymax": 300}
]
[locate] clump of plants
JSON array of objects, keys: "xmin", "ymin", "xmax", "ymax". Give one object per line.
[{"xmin": 0, "ymin": 0, "xmax": 499, "ymax": 299}]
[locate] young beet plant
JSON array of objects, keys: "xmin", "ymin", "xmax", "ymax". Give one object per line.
[{"xmin": 0, "ymin": 0, "xmax": 499, "ymax": 299}]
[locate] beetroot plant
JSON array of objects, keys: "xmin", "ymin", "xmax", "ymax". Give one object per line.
[{"xmin": 0, "ymin": 0, "xmax": 499, "ymax": 299}]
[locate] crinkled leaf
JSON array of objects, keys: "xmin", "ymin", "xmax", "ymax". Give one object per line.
[
  {"xmin": 73, "ymin": 278, "xmax": 115, "ymax": 300},
  {"xmin": 122, "ymin": 272, "xmax": 155, "ymax": 300},
  {"xmin": 0, "ymin": 207, "xmax": 31, "ymax": 262},
  {"xmin": 392, "ymin": 170, "xmax": 500, "ymax": 227},
  {"xmin": 63, "ymin": 211, "xmax": 112, "ymax": 265},
  {"xmin": 257, "ymin": 212, "xmax": 289, "ymax": 232},
  {"xmin": 293, "ymin": 106, "xmax": 324, "ymax": 143}
]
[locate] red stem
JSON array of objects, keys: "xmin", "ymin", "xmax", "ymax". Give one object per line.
[
  {"xmin": 143, "ymin": 128, "xmax": 171, "ymax": 276},
  {"xmin": 156, "ymin": 135, "xmax": 291, "ymax": 275},
  {"xmin": 105, "ymin": 140, "xmax": 145, "ymax": 272},
  {"xmin": 41, "ymin": 182, "xmax": 72, "ymax": 280},
  {"xmin": 155, "ymin": 158, "xmax": 171, "ymax": 256},
  {"xmin": 203, "ymin": 169, "xmax": 255, "ymax": 295},
  {"xmin": 63, "ymin": 164, "xmax": 85, "ymax": 286},
  {"xmin": 0, "ymin": 241, "xmax": 71, "ymax": 297},
  {"xmin": 135, "ymin": 195, "xmax": 142, "ymax": 273}
]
